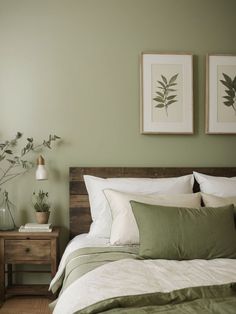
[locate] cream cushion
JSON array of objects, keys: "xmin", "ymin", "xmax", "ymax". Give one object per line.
[
  {"xmin": 104, "ymin": 189, "xmax": 201, "ymax": 245},
  {"xmin": 201, "ymin": 193, "xmax": 236, "ymax": 207}
]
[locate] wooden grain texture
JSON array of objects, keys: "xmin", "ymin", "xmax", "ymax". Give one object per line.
[
  {"xmin": 69, "ymin": 167, "xmax": 236, "ymax": 239},
  {"xmin": 6, "ymin": 285, "xmax": 51, "ymax": 297},
  {"xmin": 0, "ymin": 296, "xmax": 52, "ymax": 314},
  {"xmin": 5, "ymin": 240, "xmax": 51, "ymax": 263},
  {"xmin": 50, "ymin": 239, "xmax": 57, "ymax": 278},
  {"xmin": 0, "ymin": 228, "xmax": 60, "ymax": 238},
  {"xmin": 70, "ymin": 195, "xmax": 89, "ymax": 208}
]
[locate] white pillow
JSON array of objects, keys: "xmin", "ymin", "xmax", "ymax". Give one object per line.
[
  {"xmin": 84, "ymin": 174, "xmax": 194, "ymax": 238},
  {"xmin": 104, "ymin": 189, "xmax": 201, "ymax": 245},
  {"xmin": 201, "ymin": 193, "xmax": 236, "ymax": 207},
  {"xmin": 194, "ymin": 172, "xmax": 236, "ymax": 197}
]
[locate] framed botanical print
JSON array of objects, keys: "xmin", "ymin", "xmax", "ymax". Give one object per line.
[
  {"xmin": 140, "ymin": 53, "xmax": 193, "ymax": 134},
  {"xmin": 206, "ymin": 54, "xmax": 236, "ymax": 134}
]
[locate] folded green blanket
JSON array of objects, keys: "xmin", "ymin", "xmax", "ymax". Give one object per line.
[
  {"xmin": 74, "ymin": 282, "xmax": 236, "ymax": 314},
  {"xmin": 50, "ymin": 246, "xmax": 140, "ymax": 294}
]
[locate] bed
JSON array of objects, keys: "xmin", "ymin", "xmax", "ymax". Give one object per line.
[{"xmin": 50, "ymin": 167, "xmax": 236, "ymax": 314}]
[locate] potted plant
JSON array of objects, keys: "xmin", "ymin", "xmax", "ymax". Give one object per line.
[{"xmin": 33, "ymin": 190, "xmax": 51, "ymax": 224}]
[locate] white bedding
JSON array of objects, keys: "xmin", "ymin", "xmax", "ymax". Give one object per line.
[{"xmin": 51, "ymin": 235, "xmax": 236, "ymax": 314}]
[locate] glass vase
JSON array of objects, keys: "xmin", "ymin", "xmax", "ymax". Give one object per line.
[{"xmin": 0, "ymin": 191, "xmax": 16, "ymax": 231}]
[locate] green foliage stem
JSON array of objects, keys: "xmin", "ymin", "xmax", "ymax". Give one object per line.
[
  {"xmin": 0, "ymin": 133, "xmax": 60, "ymax": 188},
  {"xmin": 220, "ymin": 73, "xmax": 236, "ymax": 115},
  {"xmin": 153, "ymin": 73, "xmax": 178, "ymax": 117}
]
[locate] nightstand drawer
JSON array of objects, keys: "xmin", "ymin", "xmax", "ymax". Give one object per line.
[{"xmin": 5, "ymin": 240, "xmax": 51, "ymax": 262}]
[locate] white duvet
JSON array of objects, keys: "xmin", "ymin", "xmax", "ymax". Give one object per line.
[{"xmin": 52, "ymin": 235, "xmax": 236, "ymax": 314}]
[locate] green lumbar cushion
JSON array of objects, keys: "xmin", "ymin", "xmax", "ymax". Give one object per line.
[{"xmin": 131, "ymin": 201, "xmax": 236, "ymax": 260}]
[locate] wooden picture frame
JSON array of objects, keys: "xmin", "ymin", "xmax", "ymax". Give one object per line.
[
  {"xmin": 206, "ymin": 54, "xmax": 236, "ymax": 134},
  {"xmin": 140, "ymin": 52, "xmax": 193, "ymax": 134}
]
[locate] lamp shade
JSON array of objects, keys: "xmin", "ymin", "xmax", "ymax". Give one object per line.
[{"xmin": 36, "ymin": 155, "xmax": 48, "ymax": 180}]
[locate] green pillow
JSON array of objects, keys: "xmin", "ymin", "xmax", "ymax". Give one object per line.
[{"xmin": 130, "ymin": 201, "xmax": 236, "ymax": 260}]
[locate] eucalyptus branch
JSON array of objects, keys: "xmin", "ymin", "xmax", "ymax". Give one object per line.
[
  {"xmin": 21, "ymin": 143, "xmax": 44, "ymax": 157},
  {"xmin": 0, "ymin": 132, "xmax": 22, "ymax": 161},
  {"xmin": 0, "ymin": 163, "xmax": 15, "ymax": 182},
  {"xmin": 0, "ymin": 158, "xmax": 32, "ymax": 185},
  {"xmin": 4, "ymin": 171, "xmax": 27, "ymax": 178},
  {"xmin": 0, "ymin": 170, "xmax": 28, "ymax": 186},
  {"xmin": 0, "ymin": 133, "xmax": 60, "ymax": 190}
]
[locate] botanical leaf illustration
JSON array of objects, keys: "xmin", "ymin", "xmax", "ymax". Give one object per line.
[
  {"xmin": 153, "ymin": 73, "xmax": 178, "ymax": 117},
  {"xmin": 220, "ymin": 73, "xmax": 236, "ymax": 115}
]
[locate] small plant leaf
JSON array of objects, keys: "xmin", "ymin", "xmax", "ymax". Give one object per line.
[
  {"xmin": 223, "ymin": 95, "xmax": 233, "ymax": 100},
  {"xmin": 51, "ymin": 135, "xmax": 61, "ymax": 140},
  {"xmin": 153, "ymin": 96, "xmax": 164, "ymax": 102},
  {"xmin": 224, "ymin": 101, "xmax": 234, "ymax": 107},
  {"xmin": 169, "ymin": 74, "xmax": 178, "ymax": 84},
  {"xmin": 157, "ymin": 81, "xmax": 166, "ymax": 89},
  {"xmin": 222, "ymin": 73, "xmax": 233, "ymax": 86},
  {"xmin": 16, "ymin": 132, "xmax": 23, "ymax": 139},
  {"xmin": 155, "ymin": 104, "xmax": 165, "ymax": 108},
  {"xmin": 168, "ymin": 83, "xmax": 177, "ymax": 87},
  {"xmin": 226, "ymin": 89, "xmax": 235, "ymax": 97},
  {"xmin": 166, "ymin": 100, "xmax": 177, "ymax": 106},
  {"xmin": 167, "ymin": 95, "xmax": 177, "ymax": 100},
  {"xmin": 220, "ymin": 80, "xmax": 232, "ymax": 89},
  {"xmin": 161, "ymin": 75, "xmax": 167, "ymax": 84},
  {"xmin": 156, "ymin": 91, "xmax": 164, "ymax": 97},
  {"xmin": 233, "ymin": 76, "xmax": 236, "ymax": 90},
  {"xmin": 5, "ymin": 150, "xmax": 13, "ymax": 154},
  {"xmin": 6, "ymin": 159, "xmax": 16, "ymax": 164}
]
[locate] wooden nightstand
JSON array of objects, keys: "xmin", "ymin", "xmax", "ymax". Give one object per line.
[{"xmin": 0, "ymin": 227, "xmax": 60, "ymax": 304}]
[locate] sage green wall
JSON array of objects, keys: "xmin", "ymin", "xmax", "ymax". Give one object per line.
[{"xmin": 0, "ymin": 0, "xmax": 236, "ymax": 249}]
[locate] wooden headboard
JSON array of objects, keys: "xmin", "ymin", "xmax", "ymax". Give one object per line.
[{"xmin": 69, "ymin": 167, "xmax": 236, "ymax": 239}]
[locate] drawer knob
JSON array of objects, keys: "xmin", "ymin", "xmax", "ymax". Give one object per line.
[{"xmin": 25, "ymin": 248, "xmax": 30, "ymax": 253}]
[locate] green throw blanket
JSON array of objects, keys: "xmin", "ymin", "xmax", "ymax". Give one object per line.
[
  {"xmin": 74, "ymin": 283, "xmax": 236, "ymax": 314},
  {"xmin": 49, "ymin": 246, "xmax": 141, "ymax": 310},
  {"xmin": 50, "ymin": 246, "xmax": 140, "ymax": 294},
  {"xmin": 50, "ymin": 246, "xmax": 236, "ymax": 314}
]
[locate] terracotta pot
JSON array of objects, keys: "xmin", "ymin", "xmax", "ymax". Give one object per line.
[{"xmin": 35, "ymin": 212, "xmax": 50, "ymax": 224}]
